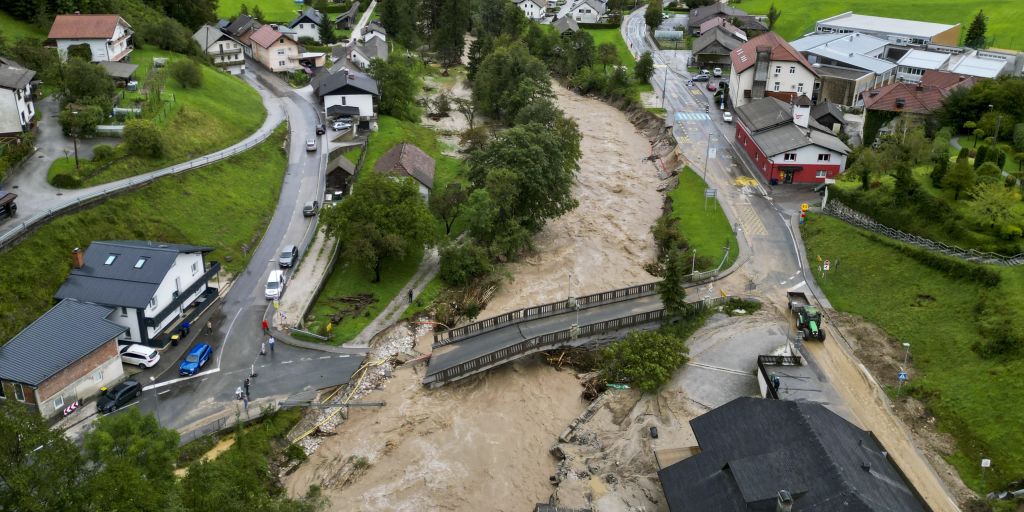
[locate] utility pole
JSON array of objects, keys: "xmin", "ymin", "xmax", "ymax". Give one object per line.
[{"xmin": 703, "ymin": 132, "xmax": 714, "ymax": 183}]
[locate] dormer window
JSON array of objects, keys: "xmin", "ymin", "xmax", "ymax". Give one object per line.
[
  {"xmin": 105, "ymin": 254, "xmax": 118, "ymax": 265},
  {"xmin": 134, "ymin": 257, "xmax": 148, "ymax": 269}
]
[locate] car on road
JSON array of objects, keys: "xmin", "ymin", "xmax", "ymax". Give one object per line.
[
  {"xmin": 332, "ymin": 121, "xmax": 352, "ymax": 131},
  {"xmin": 97, "ymin": 379, "xmax": 141, "ymax": 413},
  {"xmin": 713, "ymin": 67, "xmax": 722, "ymax": 77},
  {"xmin": 302, "ymin": 200, "xmax": 319, "ymax": 217},
  {"xmin": 706, "ymin": 82, "xmax": 717, "ymax": 92},
  {"xmin": 661, "ymin": 13, "xmax": 669, "ymax": 19},
  {"xmin": 265, "ymin": 270, "xmax": 287, "ymax": 300},
  {"xmin": 178, "ymin": 343, "xmax": 213, "ymax": 376},
  {"xmin": 723, "ymin": 111, "xmax": 733, "ymax": 123},
  {"xmin": 120, "ymin": 344, "xmax": 160, "ymax": 368},
  {"xmin": 692, "ymin": 73, "xmax": 710, "ymax": 82},
  {"xmin": 315, "ymin": 124, "xmax": 326, "ymax": 135},
  {"xmin": 279, "ymin": 244, "xmax": 299, "ymax": 268},
  {"xmin": 305, "ymin": 139, "xmax": 317, "ymax": 152}
]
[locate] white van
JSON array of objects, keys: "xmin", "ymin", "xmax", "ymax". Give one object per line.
[{"xmin": 265, "ymin": 270, "xmax": 287, "ymax": 300}]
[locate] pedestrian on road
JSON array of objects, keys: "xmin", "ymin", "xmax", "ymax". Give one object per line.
[
  {"xmin": 261, "ymin": 319, "xmax": 269, "ymax": 334},
  {"xmin": 206, "ymin": 321, "xmax": 213, "ymax": 335},
  {"xmin": 244, "ymin": 377, "xmax": 250, "ymax": 398},
  {"xmin": 268, "ymin": 336, "xmax": 275, "ymax": 353},
  {"xmin": 182, "ymin": 321, "xmax": 190, "ymax": 336},
  {"xmin": 260, "ymin": 341, "xmax": 266, "ymax": 356},
  {"xmin": 235, "ymin": 386, "xmax": 244, "ymax": 400},
  {"xmin": 407, "ymin": 288, "xmax": 413, "ymax": 303}
]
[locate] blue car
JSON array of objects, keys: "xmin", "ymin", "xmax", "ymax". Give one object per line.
[{"xmin": 179, "ymin": 343, "xmax": 213, "ymax": 376}]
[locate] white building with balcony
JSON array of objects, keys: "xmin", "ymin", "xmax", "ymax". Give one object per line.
[
  {"xmin": 0, "ymin": 60, "xmax": 35, "ymax": 136},
  {"xmin": 48, "ymin": 14, "xmax": 133, "ymax": 62},
  {"xmin": 193, "ymin": 25, "xmax": 246, "ymax": 75}
]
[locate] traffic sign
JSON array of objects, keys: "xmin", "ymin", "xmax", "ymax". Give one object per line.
[
  {"xmin": 823, "ymin": 259, "xmax": 830, "ymax": 271},
  {"xmin": 897, "ymin": 371, "xmax": 908, "ymax": 382},
  {"xmin": 801, "ymin": 203, "xmax": 809, "ymax": 212}
]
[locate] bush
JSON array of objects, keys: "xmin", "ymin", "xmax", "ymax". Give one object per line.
[
  {"xmin": 1014, "ymin": 123, "xmax": 1024, "ymax": 152},
  {"xmin": 971, "ymin": 291, "xmax": 1024, "ymax": 357},
  {"xmin": 91, "ymin": 144, "xmax": 114, "ymax": 161},
  {"xmin": 600, "ymin": 330, "xmax": 689, "ymax": 392},
  {"xmin": 975, "ymin": 145, "xmax": 989, "ymax": 167},
  {"xmin": 50, "ymin": 173, "xmax": 82, "ymax": 188},
  {"xmin": 439, "ymin": 242, "xmax": 492, "ymax": 286},
  {"xmin": 169, "ymin": 59, "xmax": 203, "ymax": 88},
  {"xmin": 123, "ymin": 119, "xmax": 165, "ymax": 158}
]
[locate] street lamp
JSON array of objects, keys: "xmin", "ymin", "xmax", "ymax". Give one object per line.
[{"xmin": 901, "ymin": 342, "xmax": 911, "ymax": 367}]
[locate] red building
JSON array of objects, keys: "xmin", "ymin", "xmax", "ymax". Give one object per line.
[{"xmin": 734, "ymin": 95, "xmax": 850, "ymax": 184}]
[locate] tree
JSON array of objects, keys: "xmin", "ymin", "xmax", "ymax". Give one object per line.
[
  {"xmin": 943, "ymin": 158, "xmax": 975, "ymax": 200},
  {"xmin": 452, "ymin": 97, "xmax": 478, "ymax": 129},
  {"xmin": 157, "ymin": 0, "xmax": 218, "ymax": 29},
  {"xmin": 472, "ymin": 42, "xmax": 552, "ymax": 123},
  {"xmin": 124, "ymin": 119, "xmax": 166, "ymax": 158},
  {"xmin": 599, "ymin": 330, "xmax": 689, "ymax": 392},
  {"xmin": 368, "ymin": 58, "xmax": 421, "ymax": 122},
  {"xmin": 478, "ymin": 0, "xmax": 527, "ymax": 39},
  {"xmin": 59, "ymin": 104, "xmax": 105, "ymax": 138},
  {"xmin": 459, "ymin": 126, "xmax": 489, "ymax": 153},
  {"xmin": 1016, "ymin": 152, "xmax": 1024, "ymax": 173},
  {"xmin": 379, "ymin": 0, "xmax": 418, "ymax": 47},
  {"xmin": 931, "ymin": 151, "xmax": 950, "ymax": 187},
  {"xmin": 964, "ymin": 10, "xmax": 987, "ymax": 49},
  {"xmin": 975, "ymin": 145, "xmax": 989, "ymax": 168},
  {"xmin": 169, "ymin": 59, "xmax": 203, "ymax": 88},
  {"xmin": 429, "ymin": 182, "xmax": 468, "ymax": 235},
  {"xmin": 320, "ymin": 172, "xmax": 436, "ymax": 282},
  {"xmin": 644, "ymin": 0, "xmax": 663, "ymax": 31},
  {"xmin": 976, "ymin": 162, "xmax": 1003, "ymax": 183},
  {"xmin": 597, "ymin": 42, "xmax": 618, "ymax": 71},
  {"xmin": 635, "ymin": 51, "xmax": 655, "ymax": 83},
  {"xmin": 656, "ymin": 248, "xmax": 689, "ymax": 321},
  {"xmin": 239, "ymin": 3, "xmax": 249, "ymax": 15},
  {"xmin": 513, "ymin": 97, "xmax": 562, "ymax": 127},
  {"xmin": 318, "ymin": 14, "xmax": 336, "ymax": 44},
  {"xmin": 432, "ymin": 0, "xmax": 470, "ymax": 68},
  {"xmin": 1015, "ymin": 124, "xmax": 1024, "ymax": 152},
  {"xmin": 251, "ymin": 5, "xmax": 264, "ymax": 22},
  {"xmin": 0, "ymin": 400, "xmax": 88, "ymax": 512},
  {"xmin": 850, "ymin": 147, "xmax": 881, "ymax": 190},
  {"xmin": 974, "ymin": 128, "xmax": 985, "ymax": 147},
  {"xmin": 766, "ymin": 2, "xmax": 782, "ymax": 30},
  {"xmin": 968, "ymin": 182, "xmax": 1021, "ymax": 230},
  {"xmin": 62, "ymin": 57, "xmax": 115, "ymax": 107},
  {"xmin": 439, "ymin": 242, "xmax": 493, "ymax": 285}
]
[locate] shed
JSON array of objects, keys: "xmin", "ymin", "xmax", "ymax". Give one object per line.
[{"xmin": 374, "ymin": 143, "xmax": 435, "ymax": 196}]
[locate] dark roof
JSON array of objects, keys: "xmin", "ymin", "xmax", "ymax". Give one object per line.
[
  {"xmin": 96, "ymin": 61, "xmax": 138, "ymax": 80},
  {"xmin": 374, "ymin": 143, "xmax": 435, "ymax": 190},
  {"xmin": 861, "ymin": 82, "xmax": 947, "ymax": 114},
  {"xmin": 352, "ymin": 37, "xmax": 388, "ymax": 62},
  {"xmin": 327, "ymin": 154, "xmax": 357, "ymax": 176},
  {"xmin": 224, "ymin": 14, "xmax": 256, "ymax": 36},
  {"xmin": 54, "ymin": 241, "xmax": 213, "ymax": 309},
  {"xmin": 335, "ymin": 1, "xmax": 361, "ymax": 23},
  {"xmin": 811, "ymin": 101, "xmax": 845, "ymax": 126},
  {"xmin": 687, "ymin": 3, "xmax": 747, "ymax": 28},
  {"xmin": 736, "ymin": 97, "xmax": 849, "ymax": 156},
  {"xmin": 326, "ymin": 104, "xmax": 361, "ymax": 116},
  {"xmin": 736, "ymin": 96, "xmax": 795, "ymax": 132},
  {"xmin": 317, "ymin": 68, "xmax": 379, "ymax": 96},
  {"xmin": 364, "ymin": 20, "xmax": 387, "ymax": 35},
  {"xmin": 48, "ymin": 14, "xmax": 127, "ymax": 39},
  {"xmin": 289, "ymin": 7, "xmax": 324, "ymax": 28},
  {"xmin": 693, "ymin": 27, "xmax": 743, "ymax": 55},
  {"xmin": 0, "ymin": 63, "xmax": 35, "ymax": 90},
  {"xmin": 553, "ymin": 16, "xmax": 580, "ymax": 34},
  {"xmin": 0, "ymin": 299, "xmax": 126, "ymax": 386},
  {"xmin": 730, "ymin": 32, "xmax": 816, "ymax": 75},
  {"xmin": 659, "ymin": 397, "xmax": 928, "ymax": 512}
]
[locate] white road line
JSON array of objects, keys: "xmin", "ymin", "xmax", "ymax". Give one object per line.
[
  {"xmin": 218, "ymin": 307, "xmax": 246, "ymax": 363},
  {"xmin": 787, "ymin": 280, "xmax": 807, "ymax": 292},
  {"xmin": 337, "ymin": 354, "xmax": 350, "ymax": 358},
  {"xmin": 157, "ymin": 390, "xmax": 170, "ymax": 396},
  {"xmin": 318, "ymin": 355, "xmax": 331, "ymax": 359},
  {"xmin": 780, "ymin": 212, "xmax": 802, "ymax": 270},
  {"xmin": 142, "ymin": 368, "xmax": 221, "ymax": 391},
  {"xmin": 687, "ymin": 361, "xmax": 753, "ymax": 377},
  {"xmin": 281, "ymin": 360, "xmax": 294, "ymax": 364}
]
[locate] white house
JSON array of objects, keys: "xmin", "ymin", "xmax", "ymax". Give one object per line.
[
  {"xmin": 362, "ymin": 20, "xmax": 387, "ymax": 43},
  {"xmin": 54, "ymin": 241, "xmax": 220, "ymax": 347},
  {"xmin": 192, "ymin": 25, "xmax": 246, "ymax": 75},
  {"xmin": 558, "ymin": 0, "xmax": 606, "ymax": 23},
  {"xmin": 349, "ymin": 37, "xmax": 388, "ymax": 69},
  {"xmin": 48, "ymin": 14, "xmax": 133, "ymax": 62},
  {"xmin": 288, "ymin": 7, "xmax": 325, "ymax": 43},
  {"xmin": 315, "ymin": 68, "xmax": 380, "ymax": 121},
  {"xmin": 513, "ymin": 0, "xmax": 546, "ymax": 21},
  {"xmin": 728, "ymin": 32, "xmax": 818, "ymax": 108},
  {"xmin": 249, "ymin": 24, "xmax": 303, "ymax": 73},
  {"xmin": 0, "ymin": 60, "xmax": 35, "ymax": 136}
]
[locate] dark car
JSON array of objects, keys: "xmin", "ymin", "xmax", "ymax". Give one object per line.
[
  {"xmin": 178, "ymin": 343, "xmax": 213, "ymax": 376},
  {"xmin": 315, "ymin": 124, "xmax": 326, "ymax": 135},
  {"xmin": 303, "ymin": 201, "xmax": 319, "ymax": 217},
  {"xmin": 97, "ymin": 379, "xmax": 142, "ymax": 413}
]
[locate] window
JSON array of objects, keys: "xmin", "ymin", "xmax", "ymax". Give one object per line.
[
  {"xmin": 784, "ymin": 153, "xmax": 797, "ymax": 161},
  {"xmin": 773, "ymin": 82, "xmax": 780, "ymax": 91},
  {"xmin": 797, "ymin": 83, "xmax": 804, "ymax": 93},
  {"xmin": 789, "ymin": 66, "xmax": 796, "ymax": 74},
  {"xmin": 0, "ymin": 383, "xmax": 5, "ymax": 399},
  {"xmin": 277, "ymin": 49, "xmax": 285, "ymax": 55},
  {"xmin": 150, "ymin": 297, "xmax": 157, "ymax": 309},
  {"xmin": 53, "ymin": 394, "xmax": 64, "ymax": 410},
  {"xmin": 13, "ymin": 383, "xmax": 24, "ymax": 402},
  {"xmin": 341, "ymin": 97, "xmax": 347, "ymax": 105},
  {"xmin": 93, "ymin": 370, "xmax": 103, "ymax": 383},
  {"xmin": 191, "ymin": 261, "xmax": 199, "ymax": 275},
  {"xmin": 816, "ymin": 170, "xmax": 827, "ymax": 178},
  {"xmin": 120, "ymin": 306, "xmax": 129, "ymax": 317},
  {"xmin": 134, "ymin": 257, "xmax": 148, "ymax": 269},
  {"xmin": 279, "ymin": 61, "xmax": 286, "ymax": 66},
  {"xmin": 774, "ymin": 65, "xmax": 781, "ymax": 74},
  {"xmin": 818, "ymin": 154, "xmax": 831, "ymax": 162},
  {"xmin": 105, "ymin": 254, "xmax": 118, "ymax": 265}
]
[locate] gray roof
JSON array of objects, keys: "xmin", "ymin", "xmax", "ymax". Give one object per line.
[
  {"xmin": 96, "ymin": 61, "xmax": 138, "ymax": 79},
  {"xmin": 336, "ymin": 1, "xmax": 360, "ymax": 23},
  {"xmin": 659, "ymin": 397, "xmax": 928, "ymax": 512},
  {"xmin": 54, "ymin": 240, "xmax": 213, "ymax": 309},
  {"xmin": 289, "ymin": 7, "xmax": 324, "ymax": 28},
  {"xmin": 811, "ymin": 101, "xmax": 845, "ymax": 125},
  {"xmin": 814, "ymin": 64, "xmax": 872, "ymax": 80},
  {"xmin": 192, "ymin": 24, "xmax": 238, "ymax": 50},
  {"xmin": 374, "ymin": 143, "xmax": 435, "ymax": 189},
  {"xmin": 353, "ymin": 37, "xmax": 388, "ymax": 62},
  {"xmin": 735, "ymin": 96, "xmax": 795, "ymax": 132},
  {"xmin": 364, "ymin": 20, "xmax": 387, "ymax": 35},
  {"xmin": 737, "ymin": 97, "xmax": 849, "ymax": 156},
  {"xmin": 316, "ymin": 68, "xmax": 379, "ymax": 97},
  {"xmin": 693, "ymin": 27, "xmax": 743, "ymax": 55},
  {"xmin": 0, "ymin": 63, "xmax": 35, "ymax": 90},
  {"xmin": 0, "ymin": 299, "xmax": 126, "ymax": 386},
  {"xmin": 224, "ymin": 14, "xmax": 256, "ymax": 36},
  {"xmin": 687, "ymin": 2, "xmax": 747, "ymax": 28},
  {"xmin": 553, "ymin": 16, "xmax": 579, "ymax": 34},
  {"xmin": 327, "ymin": 154, "xmax": 357, "ymax": 175}
]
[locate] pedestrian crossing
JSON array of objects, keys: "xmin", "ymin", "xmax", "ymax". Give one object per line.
[{"xmin": 674, "ymin": 112, "xmax": 711, "ymax": 122}]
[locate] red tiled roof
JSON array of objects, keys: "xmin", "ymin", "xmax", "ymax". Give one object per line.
[
  {"xmin": 861, "ymin": 82, "xmax": 947, "ymax": 114},
  {"xmin": 730, "ymin": 32, "xmax": 816, "ymax": 76},
  {"xmin": 920, "ymin": 70, "xmax": 977, "ymax": 91},
  {"xmin": 249, "ymin": 25, "xmax": 287, "ymax": 49},
  {"xmin": 48, "ymin": 14, "xmax": 126, "ymax": 39}
]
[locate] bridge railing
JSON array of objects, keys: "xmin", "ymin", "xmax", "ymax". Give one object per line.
[{"xmin": 424, "ymin": 296, "xmax": 730, "ymax": 386}]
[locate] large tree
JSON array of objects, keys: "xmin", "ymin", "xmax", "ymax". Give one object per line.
[
  {"xmin": 432, "ymin": 0, "xmax": 470, "ymax": 68},
  {"xmin": 968, "ymin": 182, "xmax": 1021, "ymax": 231},
  {"xmin": 964, "ymin": 10, "xmax": 987, "ymax": 49},
  {"xmin": 766, "ymin": 3, "xmax": 782, "ymax": 30},
  {"xmin": 478, "ymin": 0, "xmax": 527, "ymax": 38},
  {"xmin": 644, "ymin": 0, "xmax": 663, "ymax": 31},
  {"xmin": 156, "ymin": 0, "xmax": 217, "ymax": 29},
  {"xmin": 600, "ymin": 330, "xmax": 689, "ymax": 392},
  {"xmin": 379, "ymin": 0, "xmax": 418, "ymax": 48},
  {"xmin": 62, "ymin": 57, "xmax": 115, "ymax": 107},
  {"xmin": 320, "ymin": 172, "xmax": 436, "ymax": 282},
  {"xmin": 597, "ymin": 42, "xmax": 618, "ymax": 71},
  {"xmin": 472, "ymin": 42, "xmax": 552, "ymax": 122},
  {"xmin": 368, "ymin": 58, "xmax": 421, "ymax": 122},
  {"xmin": 635, "ymin": 51, "xmax": 655, "ymax": 83},
  {"xmin": 942, "ymin": 157, "xmax": 975, "ymax": 200},
  {"xmin": 429, "ymin": 182, "xmax": 468, "ymax": 235},
  {"xmin": 656, "ymin": 248, "xmax": 689, "ymax": 321}
]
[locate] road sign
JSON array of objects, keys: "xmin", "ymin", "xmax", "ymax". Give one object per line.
[
  {"xmin": 704, "ymin": 188, "xmax": 717, "ymax": 198},
  {"xmin": 897, "ymin": 371, "xmax": 908, "ymax": 382},
  {"xmin": 708, "ymin": 147, "xmax": 717, "ymax": 159},
  {"xmin": 823, "ymin": 259, "xmax": 830, "ymax": 271},
  {"xmin": 981, "ymin": 458, "xmax": 992, "ymax": 468},
  {"xmin": 63, "ymin": 400, "xmax": 80, "ymax": 417},
  {"xmin": 801, "ymin": 202, "xmax": 809, "ymax": 212}
]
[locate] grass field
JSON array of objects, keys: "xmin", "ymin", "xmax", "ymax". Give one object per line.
[
  {"xmin": 739, "ymin": 0, "xmax": 1024, "ymax": 50},
  {"xmin": 216, "ymin": 0, "xmax": 302, "ymax": 22},
  {"xmin": 584, "ymin": 28, "xmax": 653, "ymax": 92},
  {"xmin": 49, "ymin": 49, "xmax": 265, "ymax": 187},
  {"xmin": 801, "ymin": 214, "xmax": 1024, "ymax": 492},
  {"xmin": 668, "ymin": 167, "xmax": 739, "ymax": 271},
  {"xmin": 0, "ymin": 11, "xmax": 46, "ymax": 39},
  {"xmin": 0, "ymin": 124, "xmax": 287, "ymax": 343}
]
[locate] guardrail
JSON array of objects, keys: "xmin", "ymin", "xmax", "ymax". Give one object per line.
[
  {"xmin": 424, "ymin": 296, "xmax": 731, "ymax": 386},
  {"xmin": 824, "ymin": 200, "xmax": 1024, "ymax": 266},
  {"xmin": 0, "ymin": 125, "xmax": 277, "ymax": 250}
]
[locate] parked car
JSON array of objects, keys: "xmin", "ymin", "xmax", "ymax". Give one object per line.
[
  {"xmin": 700, "ymin": 68, "xmax": 710, "ymax": 76},
  {"xmin": 692, "ymin": 73, "xmax": 710, "ymax": 82},
  {"xmin": 315, "ymin": 124, "xmax": 326, "ymax": 135},
  {"xmin": 305, "ymin": 139, "xmax": 317, "ymax": 152},
  {"xmin": 265, "ymin": 270, "xmax": 287, "ymax": 300},
  {"xmin": 97, "ymin": 379, "xmax": 141, "ymax": 413},
  {"xmin": 723, "ymin": 111, "xmax": 733, "ymax": 123},
  {"xmin": 178, "ymin": 343, "xmax": 213, "ymax": 376},
  {"xmin": 120, "ymin": 344, "xmax": 160, "ymax": 368},
  {"xmin": 713, "ymin": 67, "xmax": 722, "ymax": 77},
  {"xmin": 332, "ymin": 121, "xmax": 352, "ymax": 131},
  {"xmin": 661, "ymin": 12, "xmax": 669, "ymax": 19},
  {"xmin": 279, "ymin": 244, "xmax": 299, "ymax": 268},
  {"xmin": 706, "ymin": 82, "xmax": 717, "ymax": 92},
  {"xmin": 302, "ymin": 200, "xmax": 319, "ymax": 217}
]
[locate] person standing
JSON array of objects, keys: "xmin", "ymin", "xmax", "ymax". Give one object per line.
[
  {"xmin": 268, "ymin": 336, "xmax": 275, "ymax": 353},
  {"xmin": 243, "ymin": 377, "xmax": 250, "ymax": 398},
  {"xmin": 261, "ymin": 319, "xmax": 269, "ymax": 334},
  {"xmin": 182, "ymin": 320, "xmax": 191, "ymax": 336}
]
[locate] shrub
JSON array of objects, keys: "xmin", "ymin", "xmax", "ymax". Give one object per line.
[
  {"xmin": 50, "ymin": 173, "xmax": 82, "ymax": 188},
  {"xmin": 975, "ymin": 145, "xmax": 989, "ymax": 167},
  {"xmin": 971, "ymin": 291, "xmax": 1024, "ymax": 357},
  {"xmin": 91, "ymin": 144, "xmax": 114, "ymax": 161},
  {"xmin": 169, "ymin": 59, "xmax": 203, "ymax": 88},
  {"xmin": 1014, "ymin": 123, "xmax": 1024, "ymax": 152},
  {"xmin": 123, "ymin": 119, "xmax": 165, "ymax": 158},
  {"xmin": 439, "ymin": 242, "xmax": 492, "ymax": 286},
  {"xmin": 600, "ymin": 330, "xmax": 689, "ymax": 392}
]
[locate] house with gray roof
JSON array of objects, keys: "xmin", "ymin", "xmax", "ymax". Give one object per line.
[
  {"xmin": 0, "ymin": 299, "xmax": 127, "ymax": 418},
  {"xmin": 557, "ymin": 0, "xmax": 605, "ymax": 24},
  {"xmin": 289, "ymin": 7, "xmax": 326, "ymax": 43},
  {"xmin": 733, "ymin": 95, "xmax": 849, "ymax": 184},
  {"xmin": 362, "ymin": 20, "xmax": 387, "ymax": 43},
  {"xmin": 0, "ymin": 59, "xmax": 36, "ymax": 136},
  {"xmin": 193, "ymin": 24, "xmax": 246, "ymax": 75},
  {"xmin": 374, "ymin": 143, "xmax": 435, "ymax": 198},
  {"xmin": 54, "ymin": 241, "xmax": 220, "ymax": 348},
  {"xmin": 692, "ymin": 26, "xmax": 743, "ymax": 69},
  {"xmin": 552, "ymin": 16, "xmax": 580, "ymax": 35},
  {"xmin": 335, "ymin": 1, "xmax": 360, "ymax": 29},
  {"xmin": 314, "ymin": 67, "xmax": 380, "ymax": 121},
  {"xmin": 349, "ymin": 37, "xmax": 388, "ymax": 69}
]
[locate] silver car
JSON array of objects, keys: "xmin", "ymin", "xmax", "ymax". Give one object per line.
[{"xmin": 279, "ymin": 245, "xmax": 298, "ymax": 268}]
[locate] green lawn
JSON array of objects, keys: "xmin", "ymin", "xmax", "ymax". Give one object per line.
[
  {"xmin": 216, "ymin": 0, "xmax": 302, "ymax": 22},
  {"xmin": 802, "ymin": 214, "xmax": 1024, "ymax": 492},
  {"xmin": 364, "ymin": 115, "xmax": 463, "ymax": 192},
  {"xmin": 740, "ymin": 0, "xmax": 1024, "ymax": 50},
  {"xmin": 583, "ymin": 28, "xmax": 652, "ymax": 92},
  {"xmin": 50, "ymin": 49, "xmax": 266, "ymax": 187},
  {"xmin": 0, "ymin": 11, "xmax": 46, "ymax": 39},
  {"xmin": 401, "ymin": 276, "xmax": 443, "ymax": 320},
  {"xmin": 0, "ymin": 124, "xmax": 288, "ymax": 343},
  {"xmin": 668, "ymin": 167, "xmax": 739, "ymax": 271}
]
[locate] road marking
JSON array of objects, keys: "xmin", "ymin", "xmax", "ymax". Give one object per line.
[
  {"xmin": 780, "ymin": 212, "xmax": 802, "ymax": 270},
  {"xmin": 318, "ymin": 355, "xmax": 332, "ymax": 359},
  {"xmin": 687, "ymin": 361, "xmax": 753, "ymax": 377},
  {"xmin": 338, "ymin": 354, "xmax": 350, "ymax": 358},
  {"xmin": 737, "ymin": 205, "xmax": 767, "ymax": 236},
  {"xmin": 281, "ymin": 360, "xmax": 294, "ymax": 364},
  {"xmin": 157, "ymin": 390, "xmax": 170, "ymax": 396},
  {"xmin": 300, "ymin": 357, "xmax": 312, "ymax": 361},
  {"xmin": 218, "ymin": 307, "xmax": 246, "ymax": 364},
  {"xmin": 787, "ymin": 280, "xmax": 807, "ymax": 292},
  {"xmin": 142, "ymin": 368, "xmax": 221, "ymax": 391}
]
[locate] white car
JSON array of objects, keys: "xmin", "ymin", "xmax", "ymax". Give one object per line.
[
  {"xmin": 332, "ymin": 121, "xmax": 352, "ymax": 131},
  {"xmin": 305, "ymin": 139, "xmax": 317, "ymax": 152},
  {"xmin": 120, "ymin": 344, "xmax": 160, "ymax": 368},
  {"xmin": 713, "ymin": 67, "xmax": 722, "ymax": 77},
  {"xmin": 265, "ymin": 270, "xmax": 287, "ymax": 300},
  {"xmin": 722, "ymin": 111, "xmax": 733, "ymax": 123}
]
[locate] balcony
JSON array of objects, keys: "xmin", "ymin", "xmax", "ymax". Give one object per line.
[
  {"xmin": 146, "ymin": 261, "xmax": 222, "ymax": 327},
  {"xmin": 212, "ymin": 47, "xmax": 243, "ymax": 56}
]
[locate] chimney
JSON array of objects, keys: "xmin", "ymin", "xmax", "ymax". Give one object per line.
[
  {"xmin": 71, "ymin": 247, "xmax": 84, "ymax": 269},
  {"xmin": 776, "ymin": 490, "xmax": 794, "ymax": 512},
  {"xmin": 792, "ymin": 94, "xmax": 811, "ymax": 128}
]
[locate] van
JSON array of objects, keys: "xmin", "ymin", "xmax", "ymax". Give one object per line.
[{"xmin": 265, "ymin": 270, "xmax": 287, "ymax": 300}]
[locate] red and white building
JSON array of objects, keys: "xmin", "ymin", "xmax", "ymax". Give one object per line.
[
  {"xmin": 734, "ymin": 95, "xmax": 850, "ymax": 184},
  {"xmin": 48, "ymin": 14, "xmax": 133, "ymax": 63}
]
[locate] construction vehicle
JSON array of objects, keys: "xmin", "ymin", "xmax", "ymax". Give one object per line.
[{"xmin": 787, "ymin": 292, "xmax": 826, "ymax": 341}]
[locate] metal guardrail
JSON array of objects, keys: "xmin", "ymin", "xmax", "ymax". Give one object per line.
[
  {"xmin": 824, "ymin": 200, "xmax": 1024, "ymax": 266},
  {"xmin": 0, "ymin": 123, "xmax": 278, "ymax": 250},
  {"xmin": 424, "ymin": 296, "xmax": 731, "ymax": 386}
]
